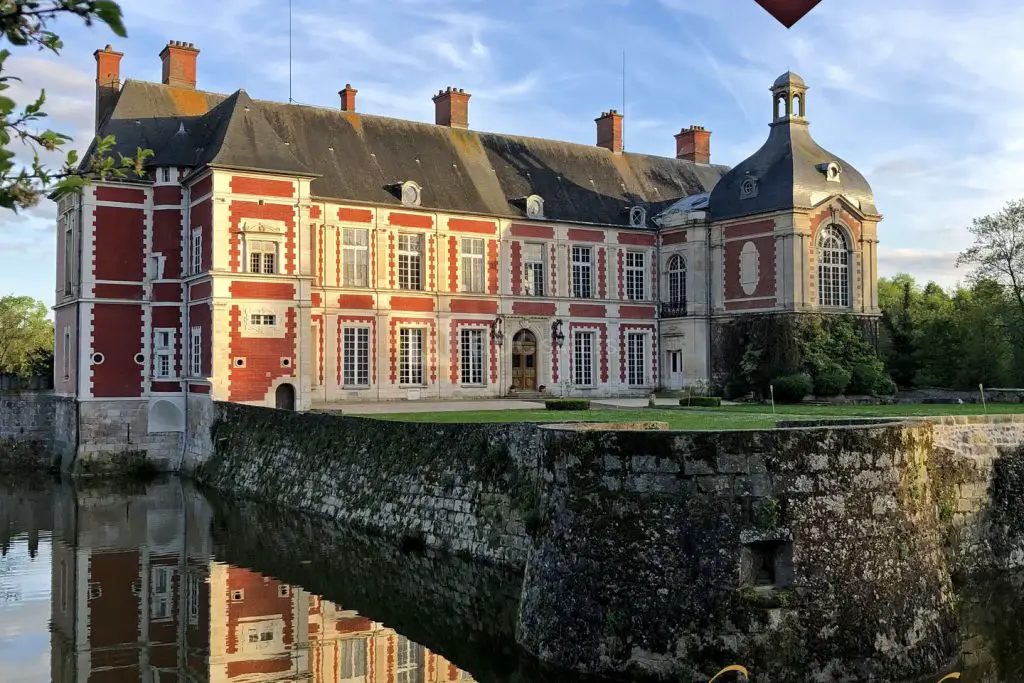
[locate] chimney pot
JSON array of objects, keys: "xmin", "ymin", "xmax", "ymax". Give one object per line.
[
  {"xmin": 433, "ymin": 86, "xmax": 471, "ymax": 129},
  {"xmin": 339, "ymin": 83, "xmax": 358, "ymax": 112},
  {"xmin": 93, "ymin": 44, "xmax": 124, "ymax": 132},
  {"xmin": 595, "ymin": 109, "xmax": 623, "ymax": 154},
  {"xmin": 159, "ymin": 40, "xmax": 200, "ymax": 89},
  {"xmin": 675, "ymin": 125, "xmax": 712, "ymax": 164}
]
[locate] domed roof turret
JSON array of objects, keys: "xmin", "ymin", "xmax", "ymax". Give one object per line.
[
  {"xmin": 773, "ymin": 70, "xmax": 805, "ymax": 89},
  {"xmin": 708, "ymin": 72, "xmax": 877, "ymax": 222}
]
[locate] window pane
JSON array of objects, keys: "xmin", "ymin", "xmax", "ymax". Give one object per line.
[{"xmin": 460, "ymin": 329, "xmax": 484, "ymax": 385}]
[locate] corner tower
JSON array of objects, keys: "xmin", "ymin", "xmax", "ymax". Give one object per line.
[{"xmin": 707, "ymin": 71, "xmax": 882, "ymax": 317}]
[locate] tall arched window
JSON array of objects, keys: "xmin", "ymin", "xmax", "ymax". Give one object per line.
[
  {"xmin": 668, "ymin": 255, "xmax": 686, "ymax": 310},
  {"xmin": 818, "ymin": 224, "xmax": 850, "ymax": 307}
]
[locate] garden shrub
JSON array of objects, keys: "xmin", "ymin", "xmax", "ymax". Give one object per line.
[
  {"xmin": 770, "ymin": 374, "xmax": 812, "ymax": 403},
  {"xmin": 875, "ymin": 376, "xmax": 898, "ymax": 396},
  {"xmin": 850, "ymin": 361, "xmax": 887, "ymax": 395},
  {"xmin": 545, "ymin": 399, "xmax": 591, "ymax": 411},
  {"xmin": 680, "ymin": 396, "xmax": 722, "ymax": 407},
  {"xmin": 813, "ymin": 364, "xmax": 852, "ymax": 397}
]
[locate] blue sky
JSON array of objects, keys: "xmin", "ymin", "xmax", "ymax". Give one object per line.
[{"xmin": 1, "ymin": 0, "xmax": 1019, "ymax": 309}]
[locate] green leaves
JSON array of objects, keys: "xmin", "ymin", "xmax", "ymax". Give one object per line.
[{"xmin": 0, "ymin": 1, "xmax": 154, "ymax": 212}]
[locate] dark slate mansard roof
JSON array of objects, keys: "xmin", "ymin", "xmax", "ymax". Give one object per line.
[{"xmin": 89, "ymin": 80, "xmax": 730, "ymax": 227}]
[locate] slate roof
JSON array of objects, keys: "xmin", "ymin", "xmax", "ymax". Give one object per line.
[
  {"xmin": 708, "ymin": 118, "xmax": 879, "ymax": 222},
  {"xmin": 90, "ymin": 80, "xmax": 730, "ymax": 227}
]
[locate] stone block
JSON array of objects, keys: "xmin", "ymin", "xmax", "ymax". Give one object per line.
[{"xmin": 716, "ymin": 453, "xmax": 747, "ymax": 474}]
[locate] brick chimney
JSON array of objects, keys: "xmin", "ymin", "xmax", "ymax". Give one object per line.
[
  {"xmin": 159, "ymin": 40, "xmax": 200, "ymax": 89},
  {"xmin": 675, "ymin": 125, "xmax": 711, "ymax": 164},
  {"xmin": 433, "ymin": 87, "xmax": 470, "ymax": 129},
  {"xmin": 595, "ymin": 110, "xmax": 623, "ymax": 154},
  {"xmin": 339, "ymin": 84, "xmax": 358, "ymax": 112},
  {"xmin": 93, "ymin": 44, "xmax": 123, "ymax": 132}
]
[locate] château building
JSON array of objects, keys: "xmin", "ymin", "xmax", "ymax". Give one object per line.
[{"xmin": 53, "ymin": 40, "xmax": 880, "ymax": 458}]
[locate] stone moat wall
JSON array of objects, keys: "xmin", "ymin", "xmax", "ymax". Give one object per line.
[{"xmin": 187, "ymin": 403, "xmax": 1024, "ymax": 681}]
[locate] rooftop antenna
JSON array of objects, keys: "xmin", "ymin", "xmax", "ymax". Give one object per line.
[{"xmin": 288, "ymin": 0, "xmax": 293, "ymax": 103}]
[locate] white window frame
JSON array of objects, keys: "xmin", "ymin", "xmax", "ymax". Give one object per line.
[
  {"xmin": 342, "ymin": 326, "xmax": 370, "ymax": 387},
  {"xmin": 460, "ymin": 237, "xmax": 485, "ymax": 293},
  {"xmin": 249, "ymin": 313, "xmax": 277, "ymax": 327},
  {"xmin": 626, "ymin": 332, "xmax": 646, "ymax": 387},
  {"xmin": 397, "ymin": 233, "xmax": 423, "ymax": 291},
  {"xmin": 818, "ymin": 224, "xmax": 850, "ymax": 308},
  {"xmin": 247, "ymin": 239, "xmax": 278, "ymax": 275},
  {"xmin": 62, "ymin": 328, "xmax": 70, "ymax": 380},
  {"xmin": 667, "ymin": 254, "xmax": 686, "ymax": 305},
  {"xmin": 62, "ymin": 208, "xmax": 76, "ymax": 296},
  {"xmin": 573, "ymin": 331, "xmax": 595, "ymax": 387},
  {"xmin": 186, "ymin": 572, "xmax": 200, "ymax": 626},
  {"xmin": 395, "ymin": 636, "xmax": 424, "ymax": 683},
  {"xmin": 625, "ymin": 250, "xmax": 646, "ymax": 301},
  {"xmin": 340, "ymin": 638, "xmax": 369, "ymax": 679},
  {"xmin": 190, "ymin": 326, "xmax": 202, "ymax": 377},
  {"xmin": 398, "ymin": 327, "xmax": 425, "ymax": 386},
  {"xmin": 154, "ymin": 328, "xmax": 175, "ymax": 379},
  {"xmin": 523, "ymin": 243, "xmax": 545, "ymax": 296},
  {"xmin": 342, "ymin": 228, "xmax": 370, "ymax": 287},
  {"xmin": 191, "ymin": 228, "xmax": 202, "ymax": 275},
  {"xmin": 150, "ymin": 566, "xmax": 173, "ymax": 621},
  {"xmin": 571, "ymin": 246, "xmax": 592, "ymax": 299},
  {"xmin": 459, "ymin": 328, "xmax": 485, "ymax": 386}
]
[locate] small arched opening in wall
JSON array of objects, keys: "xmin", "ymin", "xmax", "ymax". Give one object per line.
[
  {"xmin": 147, "ymin": 398, "xmax": 184, "ymax": 433},
  {"xmin": 275, "ymin": 382, "xmax": 296, "ymax": 411}
]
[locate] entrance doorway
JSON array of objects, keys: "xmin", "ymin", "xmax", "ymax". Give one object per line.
[
  {"xmin": 275, "ymin": 383, "xmax": 296, "ymax": 411},
  {"xmin": 666, "ymin": 350, "xmax": 683, "ymax": 391},
  {"xmin": 511, "ymin": 329, "xmax": 538, "ymax": 391}
]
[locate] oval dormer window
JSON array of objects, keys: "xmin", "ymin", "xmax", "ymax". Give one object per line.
[
  {"xmin": 526, "ymin": 194, "xmax": 544, "ymax": 219},
  {"xmin": 629, "ymin": 206, "xmax": 647, "ymax": 228},
  {"xmin": 401, "ymin": 181, "xmax": 422, "ymax": 207},
  {"xmin": 825, "ymin": 162, "xmax": 842, "ymax": 183},
  {"xmin": 740, "ymin": 177, "xmax": 759, "ymax": 200}
]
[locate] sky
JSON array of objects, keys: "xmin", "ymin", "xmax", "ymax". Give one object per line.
[{"xmin": 1, "ymin": 0, "xmax": 1020, "ymax": 309}]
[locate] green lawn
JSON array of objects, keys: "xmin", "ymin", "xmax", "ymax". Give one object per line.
[
  {"xmin": 368, "ymin": 408, "xmax": 778, "ymax": 430},
  {"xmin": 366, "ymin": 401, "xmax": 1024, "ymax": 431}
]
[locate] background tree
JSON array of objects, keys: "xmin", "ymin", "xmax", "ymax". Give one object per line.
[
  {"xmin": 957, "ymin": 198, "xmax": 1024, "ymax": 320},
  {"xmin": 0, "ymin": 294, "xmax": 52, "ymax": 374},
  {"xmin": 0, "ymin": 0, "xmax": 150, "ymax": 212}
]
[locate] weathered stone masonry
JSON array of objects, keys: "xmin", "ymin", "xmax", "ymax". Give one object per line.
[{"xmin": 187, "ymin": 406, "xmax": 1024, "ymax": 681}]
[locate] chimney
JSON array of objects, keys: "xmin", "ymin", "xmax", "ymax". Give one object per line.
[
  {"xmin": 595, "ymin": 110, "xmax": 623, "ymax": 154},
  {"xmin": 93, "ymin": 44, "xmax": 123, "ymax": 132},
  {"xmin": 339, "ymin": 83, "xmax": 358, "ymax": 112},
  {"xmin": 159, "ymin": 40, "xmax": 200, "ymax": 89},
  {"xmin": 433, "ymin": 87, "xmax": 471, "ymax": 129},
  {"xmin": 675, "ymin": 125, "xmax": 711, "ymax": 164}
]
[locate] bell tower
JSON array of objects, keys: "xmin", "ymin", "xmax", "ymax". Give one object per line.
[{"xmin": 771, "ymin": 71, "xmax": 808, "ymax": 125}]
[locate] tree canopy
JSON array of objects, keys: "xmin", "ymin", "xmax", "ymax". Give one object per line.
[
  {"xmin": 0, "ymin": 294, "xmax": 51, "ymax": 374},
  {"xmin": 0, "ymin": 0, "xmax": 150, "ymax": 212}
]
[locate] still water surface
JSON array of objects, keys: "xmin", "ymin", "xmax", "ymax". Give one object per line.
[{"xmin": 0, "ymin": 476, "xmax": 1022, "ymax": 683}]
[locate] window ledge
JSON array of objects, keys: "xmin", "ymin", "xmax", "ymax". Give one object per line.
[{"xmin": 342, "ymin": 385, "xmax": 372, "ymax": 390}]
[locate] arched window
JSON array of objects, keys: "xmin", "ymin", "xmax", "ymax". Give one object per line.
[
  {"xmin": 668, "ymin": 254, "xmax": 686, "ymax": 308},
  {"xmin": 817, "ymin": 224, "xmax": 850, "ymax": 307}
]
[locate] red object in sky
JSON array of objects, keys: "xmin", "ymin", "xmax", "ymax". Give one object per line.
[{"xmin": 754, "ymin": 0, "xmax": 823, "ymax": 28}]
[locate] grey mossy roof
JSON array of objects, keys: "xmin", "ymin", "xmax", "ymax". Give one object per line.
[
  {"xmin": 92, "ymin": 80, "xmax": 730, "ymax": 227},
  {"xmin": 708, "ymin": 119, "xmax": 878, "ymax": 221}
]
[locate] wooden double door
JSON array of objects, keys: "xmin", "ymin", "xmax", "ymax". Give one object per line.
[{"xmin": 511, "ymin": 329, "xmax": 538, "ymax": 391}]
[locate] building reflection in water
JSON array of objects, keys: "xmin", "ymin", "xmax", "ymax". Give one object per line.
[{"xmin": 45, "ymin": 483, "xmax": 476, "ymax": 683}]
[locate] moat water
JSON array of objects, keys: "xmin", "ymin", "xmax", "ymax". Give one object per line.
[{"xmin": 0, "ymin": 476, "xmax": 1021, "ymax": 683}]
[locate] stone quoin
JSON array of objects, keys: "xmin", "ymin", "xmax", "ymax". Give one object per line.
[{"xmin": 53, "ymin": 41, "xmax": 881, "ymax": 462}]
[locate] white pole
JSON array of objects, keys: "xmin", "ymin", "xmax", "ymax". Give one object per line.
[
  {"xmin": 979, "ymin": 383, "xmax": 987, "ymax": 413},
  {"xmin": 770, "ymin": 385, "xmax": 776, "ymax": 415}
]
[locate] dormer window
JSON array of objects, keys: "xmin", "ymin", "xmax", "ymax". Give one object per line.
[
  {"xmin": 525, "ymin": 194, "xmax": 544, "ymax": 219},
  {"xmin": 740, "ymin": 175, "xmax": 759, "ymax": 200},
  {"xmin": 400, "ymin": 181, "xmax": 422, "ymax": 207},
  {"xmin": 629, "ymin": 206, "xmax": 647, "ymax": 228},
  {"xmin": 818, "ymin": 162, "xmax": 842, "ymax": 183}
]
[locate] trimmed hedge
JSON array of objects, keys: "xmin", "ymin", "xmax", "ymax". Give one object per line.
[
  {"xmin": 679, "ymin": 396, "xmax": 723, "ymax": 407},
  {"xmin": 544, "ymin": 399, "xmax": 591, "ymax": 411},
  {"xmin": 770, "ymin": 374, "xmax": 812, "ymax": 403}
]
